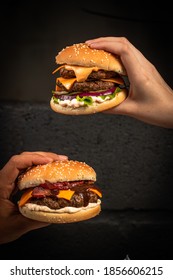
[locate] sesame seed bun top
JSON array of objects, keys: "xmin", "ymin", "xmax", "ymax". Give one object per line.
[
  {"xmin": 17, "ymin": 160, "xmax": 96, "ymax": 190},
  {"xmin": 56, "ymin": 43, "xmax": 126, "ymax": 75}
]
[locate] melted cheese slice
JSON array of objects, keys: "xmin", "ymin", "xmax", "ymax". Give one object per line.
[
  {"xmin": 56, "ymin": 77, "xmax": 76, "ymax": 90},
  {"xmin": 101, "ymin": 77, "xmax": 124, "ymax": 85},
  {"xmin": 53, "ymin": 65, "xmax": 99, "ymax": 82},
  {"xmin": 65, "ymin": 65, "xmax": 99, "ymax": 82},
  {"xmin": 18, "ymin": 189, "xmax": 33, "ymax": 207},
  {"xmin": 89, "ymin": 188, "xmax": 102, "ymax": 198},
  {"xmin": 57, "ymin": 190, "xmax": 75, "ymax": 200}
]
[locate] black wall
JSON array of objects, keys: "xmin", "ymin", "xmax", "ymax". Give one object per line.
[{"xmin": 0, "ymin": 1, "xmax": 173, "ymax": 260}]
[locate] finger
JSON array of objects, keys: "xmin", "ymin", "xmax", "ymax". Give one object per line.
[
  {"xmin": 86, "ymin": 37, "xmax": 154, "ymax": 74},
  {"xmin": 20, "ymin": 151, "xmax": 68, "ymax": 161},
  {"xmin": 101, "ymin": 95, "xmax": 136, "ymax": 115},
  {"xmin": 86, "ymin": 36, "xmax": 118, "ymax": 44},
  {"xmin": 89, "ymin": 41, "xmax": 141, "ymax": 79},
  {"xmin": 87, "ymin": 38, "xmax": 151, "ymax": 84},
  {"xmin": 0, "ymin": 153, "xmax": 67, "ymax": 196}
]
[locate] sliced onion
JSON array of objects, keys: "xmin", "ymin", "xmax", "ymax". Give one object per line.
[{"xmin": 54, "ymin": 87, "xmax": 116, "ymax": 100}]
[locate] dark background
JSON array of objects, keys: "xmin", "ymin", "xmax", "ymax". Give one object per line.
[{"xmin": 0, "ymin": 1, "xmax": 173, "ymax": 260}]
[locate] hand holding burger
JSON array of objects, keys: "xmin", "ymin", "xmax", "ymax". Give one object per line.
[
  {"xmin": 85, "ymin": 37, "xmax": 173, "ymax": 128},
  {"xmin": 50, "ymin": 42, "xmax": 128, "ymax": 115},
  {"xmin": 17, "ymin": 160, "xmax": 102, "ymax": 223},
  {"xmin": 0, "ymin": 151, "xmax": 68, "ymax": 244}
]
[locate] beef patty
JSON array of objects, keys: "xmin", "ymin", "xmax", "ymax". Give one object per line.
[
  {"xmin": 30, "ymin": 191, "xmax": 98, "ymax": 209},
  {"xmin": 60, "ymin": 68, "xmax": 118, "ymax": 80}
]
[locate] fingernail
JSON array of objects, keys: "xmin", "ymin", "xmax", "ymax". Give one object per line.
[
  {"xmin": 85, "ymin": 40, "xmax": 93, "ymax": 45},
  {"xmin": 58, "ymin": 155, "xmax": 68, "ymax": 160}
]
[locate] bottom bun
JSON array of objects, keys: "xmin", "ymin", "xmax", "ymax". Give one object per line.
[
  {"xmin": 19, "ymin": 204, "xmax": 101, "ymax": 223},
  {"xmin": 50, "ymin": 89, "xmax": 127, "ymax": 115}
]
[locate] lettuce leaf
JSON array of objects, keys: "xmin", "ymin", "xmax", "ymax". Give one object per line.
[
  {"xmin": 76, "ymin": 95, "xmax": 93, "ymax": 105},
  {"xmin": 53, "ymin": 87, "xmax": 121, "ymax": 105}
]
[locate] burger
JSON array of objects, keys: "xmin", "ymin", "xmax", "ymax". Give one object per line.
[
  {"xmin": 17, "ymin": 160, "xmax": 102, "ymax": 223},
  {"xmin": 50, "ymin": 43, "xmax": 128, "ymax": 115}
]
